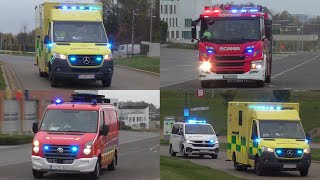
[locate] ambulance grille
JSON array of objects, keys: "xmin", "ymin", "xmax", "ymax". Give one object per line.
[
  {"xmin": 68, "ymin": 55, "xmax": 103, "ymax": 66},
  {"xmin": 44, "ymin": 145, "xmax": 78, "ymax": 164},
  {"xmin": 275, "ymin": 148, "xmax": 303, "ymax": 158}
]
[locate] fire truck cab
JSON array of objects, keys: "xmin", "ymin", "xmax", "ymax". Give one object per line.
[
  {"xmin": 31, "ymin": 94, "xmax": 119, "ymax": 179},
  {"xmin": 192, "ymin": 5, "xmax": 273, "ymax": 88}
]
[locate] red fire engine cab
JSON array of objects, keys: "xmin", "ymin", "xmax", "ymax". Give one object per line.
[
  {"xmin": 192, "ymin": 5, "xmax": 273, "ymax": 88},
  {"xmin": 31, "ymin": 94, "xmax": 119, "ymax": 179}
]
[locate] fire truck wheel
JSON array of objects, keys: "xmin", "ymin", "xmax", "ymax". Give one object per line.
[
  {"xmin": 201, "ymin": 81, "xmax": 211, "ymax": 88},
  {"xmin": 255, "ymin": 157, "xmax": 264, "ymax": 176},
  {"xmin": 108, "ymin": 155, "xmax": 117, "ymax": 171},
  {"xmin": 32, "ymin": 169, "xmax": 44, "ymax": 179},
  {"xmin": 300, "ymin": 168, "xmax": 309, "ymax": 177},
  {"xmin": 169, "ymin": 145, "xmax": 176, "ymax": 156},
  {"xmin": 211, "ymin": 154, "xmax": 218, "ymax": 159},
  {"xmin": 102, "ymin": 78, "xmax": 112, "ymax": 87},
  {"xmin": 256, "ymin": 80, "xmax": 265, "ymax": 88},
  {"xmin": 90, "ymin": 157, "xmax": 101, "ymax": 179}
]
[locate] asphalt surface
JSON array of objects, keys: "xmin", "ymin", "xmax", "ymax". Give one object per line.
[
  {"xmin": 0, "ymin": 131, "xmax": 160, "ymax": 180},
  {"xmin": 0, "ymin": 54, "xmax": 159, "ymax": 90},
  {"xmin": 161, "ymin": 48, "xmax": 320, "ymax": 90},
  {"xmin": 160, "ymin": 145, "xmax": 320, "ymax": 180}
]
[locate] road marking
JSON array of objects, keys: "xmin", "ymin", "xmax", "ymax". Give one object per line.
[
  {"xmin": 268, "ymin": 84, "xmax": 276, "ymax": 88},
  {"xmin": 272, "ymin": 55, "xmax": 320, "ymax": 79},
  {"xmin": 0, "ymin": 160, "xmax": 31, "ymax": 167},
  {"xmin": 161, "ymin": 78, "xmax": 198, "ymax": 88},
  {"xmin": 175, "ymin": 64, "xmax": 193, "ymax": 67},
  {"xmin": 149, "ymin": 144, "xmax": 160, "ymax": 151},
  {"xmin": 120, "ymin": 135, "xmax": 160, "ymax": 145}
]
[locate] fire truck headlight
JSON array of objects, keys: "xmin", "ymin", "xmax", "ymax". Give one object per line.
[
  {"xmin": 53, "ymin": 53, "xmax": 67, "ymax": 60},
  {"xmin": 83, "ymin": 141, "xmax": 93, "ymax": 155},
  {"xmin": 199, "ymin": 61, "xmax": 212, "ymax": 72},
  {"xmin": 304, "ymin": 148, "xmax": 310, "ymax": 153},
  {"xmin": 33, "ymin": 147, "xmax": 40, "ymax": 153},
  {"xmin": 251, "ymin": 61, "xmax": 263, "ymax": 70},
  {"xmin": 104, "ymin": 53, "xmax": 112, "ymax": 61},
  {"xmin": 33, "ymin": 140, "xmax": 40, "ymax": 147},
  {"xmin": 262, "ymin": 146, "xmax": 274, "ymax": 152}
]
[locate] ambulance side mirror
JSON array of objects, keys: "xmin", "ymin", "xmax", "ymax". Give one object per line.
[
  {"xmin": 178, "ymin": 131, "xmax": 183, "ymax": 136},
  {"xmin": 32, "ymin": 123, "xmax": 39, "ymax": 133},
  {"xmin": 101, "ymin": 125, "xmax": 109, "ymax": 136},
  {"xmin": 306, "ymin": 133, "xmax": 311, "ymax": 142},
  {"xmin": 44, "ymin": 35, "xmax": 50, "ymax": 45}
]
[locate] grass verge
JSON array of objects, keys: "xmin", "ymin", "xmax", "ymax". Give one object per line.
[
  {"xmin": 311, "ymin": 148, "xmax": 320, "ymax": 161},
  {"xmin": 161, "ymin": 139, "xmax": 169, "ymax": 145},
  {"xmin": 0, "ymin": 134, "xmax": 34, "ymax": 145},
  {"xmin": 161, "ymin": 156, "xmax": 246, "ymax": 180},
  {"xmin": 114, "ymin": 56, "xmax": 160, "ymax": 73},
  {"xmin": 0, "ymin": 62, "xmax": 6, "ymax": 90}
]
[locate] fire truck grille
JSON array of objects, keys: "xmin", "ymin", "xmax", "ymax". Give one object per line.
[
  {"xmin": 215, "ymin": 56, "xmax": 245, "ymax": 60},
  {"xmin": 216, "ymin": 71, "xmax": 245, "ymax": 74},
  {"xmin": 44, "ymin": 145, "xmax": 78, "ymax": 163},
  {"xmin": 68, "ymin": 55, "xmax": 103, "ymax": 66},
  {"xmin": 216, "ymin": 62, "xmax": 244, "ymax": 67},
  {"xmin": 275, "ymin": 148, "xmax": 303, "ymax": 158}
]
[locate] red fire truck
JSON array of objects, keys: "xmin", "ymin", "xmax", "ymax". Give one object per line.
[
  {"xmin": 192, "ymin": 5, "xmax": 273, "ymax": 88},
  {"xmin": 31, "ymin": 94, "xmax": 119, "ymax": 179}
]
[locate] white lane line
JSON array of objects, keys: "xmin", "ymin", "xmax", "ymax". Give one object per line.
[
  {"xmin": 175, "ymin": 64, "xmax": 193, "ymax": 67},
  {"xmin": 120, "ymin": 136, "xmax": 160, "ymax": 145},
  {"xmin": 271, "ymin": 55, "xmax": 320, "ymax": 79},
  {"xmin": 149, "ymin": 144, "xmax": 160, "ymax": 151},
  {"xmin": 161, "ymin": 78, "xmax": 198, "ymax": 88},
  {"xmin": 0, "ymin": 160, "xmax": 31, "ymax": 167}
]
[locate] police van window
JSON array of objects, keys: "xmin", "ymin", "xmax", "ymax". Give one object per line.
[
  {"xmin": 251, "ymin": 121, "xmax": 258, "ymax": 139},
  {"xmin": 172, "ymin": 124, "xmax": 180, "ymax": 134},
  {"xmin": 238, "ymin": 111, "xmax": 243, "ymax": 126}
]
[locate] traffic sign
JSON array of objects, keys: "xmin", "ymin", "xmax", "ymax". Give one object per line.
[
  {"xmin": 196, "ymin": 90, "xmax": 205, "ymax": 98},
  {"xmin": 184, "ymin": 108, "xmax": 190, "ymax": 117}
]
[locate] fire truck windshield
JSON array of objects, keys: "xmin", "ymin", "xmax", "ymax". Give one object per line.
[
  {"xmin": 201, "ymin": 18, "xmax": 261, "ymax": 44},
  {"xmin": 259, "ymin": 120, "xmax": 305, "ymax": 139},
  {"xmin": 53, "ymin": 21, "xmax": 108, "ymax": 43},
  {"xmin": 40, "ymin": 110, "xmax": 98, "ymax": 133}
]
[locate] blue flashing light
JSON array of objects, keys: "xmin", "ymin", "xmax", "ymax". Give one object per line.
[
  {"xmin": 297, "ymin": 150, "xmax": 303, "ymax": 154},
  {"xmin": 305, "ymin": 139, "xmax": 309, "ymax": 143},
  {"xmin": 92, "ymin": 99, "xmax": 97, "ymax": 105},
  {"xmin": 62, "ymin": 6, "xmax": 68, "ymax": 10},
  {"xmin": 44, "ymin": 145, "xmax": 49, "ymax": 151},
  {"xmin": 247, "ymin": 49, "xmax": 253, "ymax": 53},
  {"xmin": 276, "ymin": 149, "xmax": 282, "ymax": 154},
  {"xmin": 71, "ymin": 146, "xmax": 78, "ymax": 152},
  {"xmin": 55, "ymin": 98, "xmax": 62, "ymax": 104},
  {"xmin": 250, "ymin": 9, "xmax": 259, "ymax": 12},
  {"xmin": 249, "ymin": 105, "xmax": 282, "ymax": 111},
  {"xmin": 96, "ymin": 57, "xmax": 102, "ymax": 61},
  {"xmin": 70, "ymin": 57, "xmax": 76, "ymax": 61},
  {"xmin": 241, "ymin": 9, "xmax": 247, "ymax": 12},
  {"xmin": 276, "ymin": 106, "xmax": 281, "ymax": 110},
  {"xmin": 107, "ymin": 43, "xmax": 112, "ymax": 48},
  {"xmin": 187, "ymin": 120, "xmax": 207, "ymax": 124},
  {"xmin": 207, "ymin": 49, "xmax": 214, "ymax": 54},
  {"xmin": 231, "ymin": 9, "xmax": 238, "ymax": 13},
  {"xmin": 89, "ymin": 6, "xmax": 95, "ymax": 10},
  {"xmin": 209, "ymin": 139, "xmax": 214, "ymax": 143},
  {"xmin": 48, "ymin": 43, "xmax": 53, "ymax": 47},
  {"xmin": 79, "ymin": 6, "xmax": 85, "ymax": 10},
  {"xmin": 254, "ymin": 138, "xmax": 260, "ymax": 143},
  {"xmin": 71, "ymin": 6, "xmax": 77, "ymax": 10}
]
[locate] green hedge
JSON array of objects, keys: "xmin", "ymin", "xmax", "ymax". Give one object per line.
[{"xmin": 0, "ymin": 134, "xmax": 34, "ymax": 145}]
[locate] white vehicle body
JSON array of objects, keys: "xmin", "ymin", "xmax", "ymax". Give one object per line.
[{"xmin": 115, "ymin": 44, "xmax": 141, "ymax": 55}]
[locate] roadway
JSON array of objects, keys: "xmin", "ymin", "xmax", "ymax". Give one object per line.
[
  {"xmin": 0, "ymin": 54, "xmax": 159, "ymax": 90},
  {"xmin": 0, "ymin": 131, "xmax": 160, "ymax": 180},
  {"xmin": 160, "ymin": 145, "xmax": 320, "ymax": 180},
  {"xmin": 161, "ymin": 48, "xmax": 320, "ymax": 90}
]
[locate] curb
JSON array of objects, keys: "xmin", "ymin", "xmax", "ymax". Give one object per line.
[
  {"xmin": 0, "ymin": 62, "xmax": 22, "ymax": 90},
  {"xmin": 115, "ymin": 65, "xmax": 160, "ymax": 76},
  {"xmin": 0, "ymin": 63, "xmax": 10, "ymax": 90}
]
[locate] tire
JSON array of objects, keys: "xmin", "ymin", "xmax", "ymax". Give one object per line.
[
  {"xmin": 181, "ymin": 146, "xmax": 188, "ymax": 158},
  {"xmin": 39, "ymin": 68, "xmax": 47, "ymax": 77},
  {"xmin": 32, "ymin": 169, "xmax": 44, "ymax": 179},
  {"xmin": 169, "ymin": 145, "xmax": 176, "ymax": 157},
  {"xmin": 102, "ymin": 78, "xmax": 112, "ymax": 87},
  {"xmin": 108, "ymin": 155, "xmax": 117, "ymax": 171},
  {"xmin": 300, "ymin": 168, "xmax": 309, "ymax": 177},
  {"xmin": 49, "ymin": 67, "xmax": 58, "ymax": 87},
  {"xmin": 255, "ymin": 157, "xmax": 264, "ymax": 176},
  {"xmin": 256, "ymin": 80, "xmax": 265, "ymax": 88},
  {"xmin": 90, "ymin": 158, "xmax": 101, "ymax": 179},
  {"xmin": 211, "ymin": 154, "xmax": 218, "ymax": 159},
  {"xmin": 265, "ymin": 75, "xmax": 271, "ymax": 83},
  {"xmin": 199, "ymin": 155, "xmax": 204, "ymax": 158},
  {"xmin": 201, "ymin": 81, "xmax": 211, "ymax": 88},
  {"xmin": 233, "ymin": 153, "xmax": 242, "ymax": 171}
]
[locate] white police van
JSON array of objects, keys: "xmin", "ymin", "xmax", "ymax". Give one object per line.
[{"xmin": 169, "ymin": 120, "xmax": 219, "ymax": 159}]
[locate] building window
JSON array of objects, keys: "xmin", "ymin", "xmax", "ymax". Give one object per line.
[
  {"xmin": 169, "ymin": 18, "xmax": 171, "ymax": 27},
  {"xmin": 185, "ymin": 19, "xmax": 192, "ymax": 27},
  {"xmin": 161, "ymin": 5, "xmax": 163, "ymax": 14},
  {"xmin": 171, "ymin": 31, "xmax": 174, "ymax": 38},
  {"xmin": 176, "ymin": 18, "xmax": 178, "ymax": 27},
  {"xmin": 133, "ymin": 117, "xmax": 135, "ymax": 122},
  {"xmin": 176, "ymin": 31, "xmax": 179, "ymax": 38},
  {"xmin": 164, "ymin": 5, "xmax": 168, "ymax": 14},
  {"xmin": 169, "ymin": 5, "xmax": 172, "ymax": 14},
  {"xmin": 172, "ymin": 18, "xmax": 175, "ymax": 27},
  {"xmin": 166, "ymin": 18, "xmax": 168, "ymax": 23},
  {"xmin": 174, "ymin": 5, "xmax": 176, "ymax": 14},
  {"xmin": 182, "ymin": 31, "xmax": 192, "ymax": 39}
]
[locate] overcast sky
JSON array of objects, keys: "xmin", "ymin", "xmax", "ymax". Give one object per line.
[
  {"xmin": 99, "ymin": 90, "xmax": 160, "ymax": 107},
  {"xmin": 0, "ymin": 0, "xmax": 319, "ymax": 34}
]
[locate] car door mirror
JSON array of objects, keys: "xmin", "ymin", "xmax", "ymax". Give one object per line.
[
  {"xmin": 32, "ymin": 123, "xmax": 39, "ymax": 133},
  {"xmin": 306, "ymin": 133, "xmax": 311, "ymax": 142},
  {"xmin": 101, "ymin": 125, "xmax": 109, "ymax": 136}
]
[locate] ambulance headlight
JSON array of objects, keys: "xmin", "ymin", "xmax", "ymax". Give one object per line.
[
  {"xmin": 104, "ymin": 53, "xmax": 112, "ymax": 61},
  {"xmin": 186, "ymin": 140, "xmax": 193, "ymax": 144},
  {"xmin": 53, "ymin": 53, "xmax": 67, "ymax": 60},
  {"xmin": 199, "ymin": 61, "xmax": 212, "ymax": 72},
  {"xmin": 261, "ymin": 146, "xmax": 274, "ymax": 152},
  {"xmin": 304, "ymin": 148, "xmax": 310, "ymax": 153},
  {"xmin": 251, "ymin": 61, "xmax": 263, "ymax": 70},
  {"xmin": 83, "ymin": 141, "xmax": 93, "ymax": 155}
]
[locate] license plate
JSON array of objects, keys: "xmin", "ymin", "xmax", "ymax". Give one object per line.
[
  {"xmin": 200, "ymin": 150, "xmax": 209, "ymax": 153},
  {"xmin": 283, "ymin": 164, "xmax": 296, "ymax": 169},
  {"xmin": 223, "ymin": 75, "xmax": 237, "ymax": 79},
  {"xmin": 78, "ymin": 74, "xmax": 95, "ymax": 79},
  {"xmin": 50, "ymin": 165, "xmax": 68, "ymax": 170}
]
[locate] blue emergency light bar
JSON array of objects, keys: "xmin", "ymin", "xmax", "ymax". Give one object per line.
[
  {"xmin": 249, "ymin": 105, "xmax": 282, "ymax": 110},
  {"xmin": 56, "ymin": 6, "xmax": 100, "ymax": 10},
  {"xmin": 205, "ymin": 5, "xmax": 262, "ymax": 14},
  {"xmin": 187, "ymin": 120, "xmax": 207, "ymax": 124},
  {"xmin": 55, "ymin": 98, "xmax": 63, "ymax": 104}
]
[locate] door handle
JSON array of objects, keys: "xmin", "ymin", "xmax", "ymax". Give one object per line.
[{"xmin": 232, "ymin": 131, "xmax": 239, "ymax": 135}]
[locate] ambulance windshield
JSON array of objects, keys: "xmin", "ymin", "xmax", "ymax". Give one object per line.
[
  {"xmin": 259, "ymin": 121, "xmax": 305, "ymax": 139},
  {"xmin": 40, "ymin": 110, "xmax": 98, "ymax": 133},
  {"xmin": 53, "ymin": 21, "xmax": 108, "ymax": 43},
  {"xmin": 200, "ymin": 18, "xmax": 261, "ymax": 44},
  {"xmin": 185, "ymin": 124, "xmax": 215, "ymax": 134}
]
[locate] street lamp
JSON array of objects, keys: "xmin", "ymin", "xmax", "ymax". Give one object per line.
[{"xmin": 131, "ymin": 9, "xmax": 138, "ymax": 56}]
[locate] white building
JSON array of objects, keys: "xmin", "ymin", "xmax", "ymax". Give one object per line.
[
  {"xmin": 160, "ymin": 0, "xmax": 212, "ymax": 43},
  {"xmin": 118, "ymin": 106, "xmax": 150, "ymax": 129}
]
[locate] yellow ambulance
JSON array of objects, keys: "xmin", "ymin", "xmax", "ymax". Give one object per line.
[{"xmin": 227, "ymin": 102, "xmax": 311, "ymax": 176}]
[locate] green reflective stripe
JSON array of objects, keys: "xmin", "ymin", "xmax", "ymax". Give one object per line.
[
  {"xmin": 249, "ymin": 147, "xmax": 253, "ymax": 154},
  {"xmin": 236, "ymin": 145, "xmax": 241, "ymax": 152},
  {"xmin": 242, "ymin": 137, "xmax": 246, "ymax": 146},
  {"xmin": 232, "ymin": 136, "xmax": 236, "ymax": 144},
  {"xmin": 227, "ymin": 143, "xmax": 231, "ymax": 150}
]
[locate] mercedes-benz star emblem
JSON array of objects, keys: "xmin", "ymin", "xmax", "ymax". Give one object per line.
[
  {"xmin": 57, "ymin": 147, "xmax": 64, "ymax": 154},
  {"xmin": 202, "ymin": 141, "xmax": 206, "ymax": 144},
  {"xmin": 83, "ymin": 57, "xmax": 91, "ymax": 64},
  {"xmin": 287, "ymin": 150, "xmax": 293, "ymax": 156}
]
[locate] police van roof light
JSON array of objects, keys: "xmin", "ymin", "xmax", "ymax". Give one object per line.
[{"xmin": 187, "ymin": 120, "xmax": 207, "ymax": 124}]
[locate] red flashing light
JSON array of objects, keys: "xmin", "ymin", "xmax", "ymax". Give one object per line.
[{"xmin": 213, "ymin": 10, "xmax": 220, "ymax": 13}]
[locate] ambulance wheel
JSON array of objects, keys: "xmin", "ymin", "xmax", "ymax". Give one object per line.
[
  {"xmin": 39, "ymin": 68, "xmax": 47, "ymax": 77},
  {"xmin": 90, "ymin": 157, "xmax": 101, "ymax": 179},
  {"xmin": 181, "ymin": 146, "xmax": 188, "ymax": 158},
  {"xmin": 256, "ymin": 80, "xmax": 265, "ymax": 88},
  {"xmin": 49, "ymin": 67, "xmax": 58, "ymax": 87},
  {"xmin": 211, "ymin": 154, "xmax": 218, "ymax": 159},
  {"xmin": 201, "ymin": 81, "xmax": 211, "ymax": 88},
  {"xmin": 169, "ymin": 145, "xmax": 176, "ymax": 157},
  {"xmin": 108, "ymin": 155, "xmax": 117, "ymax": 171},
  {"xmin": 255, "ymin": 157, "xmax": 264, "ymax": 176},
  {"xmin": 233, "ymin": 153, "xmax": 242, "ymax": 171},
  {"xmin": 300, "ymin": 168, "xmax": 309, "ymax": 177},
  {"xmin": 32, "ymin": 169, "xmax": 44, "ymax": 179},
  {"xmin": 102, "ymin": 78, "xmax": 112, "ymax": 87},
  {"xmin": 199, "ymin": 155, "xmax": 204, "ymax": 158}
]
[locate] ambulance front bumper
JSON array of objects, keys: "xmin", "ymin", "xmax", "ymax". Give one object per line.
[
  {"xmin": 259, "ymin": 152, "xmax": 311, "ymax": 171},
  {"xmin": 184, "ymin": 142, "xmax": 219, "ymax": 155},
  {"xmin": 32, "ymin": 156, "xmax": 97, "ymax": 173}
]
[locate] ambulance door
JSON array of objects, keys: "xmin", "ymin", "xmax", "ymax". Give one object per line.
[
  {"xmin": 248, "ymin": 120, "xmax": 259, "ymax": 167},
  {"xmin": 237, "ymin": 110, "xmax": 247, "ymax": 164}
]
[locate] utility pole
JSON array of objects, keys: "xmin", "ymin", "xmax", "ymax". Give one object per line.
[
  {"xmin": 301, "ymin": 25, "xmax": 304, "ymax": 52},
  {"xmin": 150, "ymin": 7, "xmax": 153, "ymax": 43},
  {"xmin": 131, "ymin": 9, "xmax": 137, "ymax": 57},
  {"xmin": 0, "ymin": 33, "xmax": 3, "ymax": 50}
]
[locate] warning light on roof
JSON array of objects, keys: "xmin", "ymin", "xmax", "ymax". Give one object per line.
[
  {"xmin": 249, "ymin": 105, "xmax": 282, "ymax": 110},
  {"xmin": 187, "ymin": 120, "xmax": 207, "ymax": 124},
  {"xmin": 55, "ymin": 98, "xmax": 62, "ymax": 104}
]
